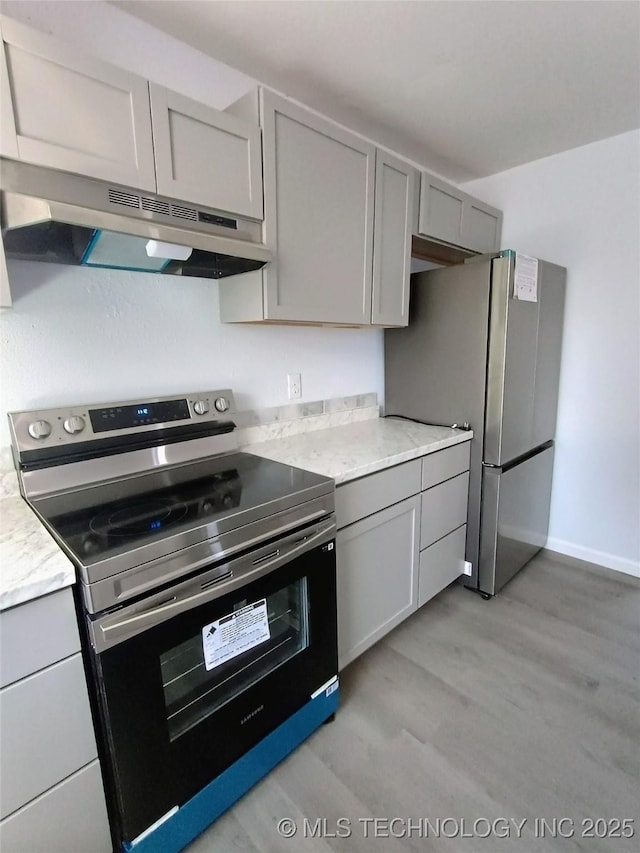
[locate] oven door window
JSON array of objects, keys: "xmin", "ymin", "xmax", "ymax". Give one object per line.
[{"xmin": 161, "ymin": 578, "xmax": 309, "ymax": 741}]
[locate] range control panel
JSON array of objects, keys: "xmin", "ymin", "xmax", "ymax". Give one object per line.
[{"xmin": 8, "ymin": 389, "xmax": 235, "ymax": 453}]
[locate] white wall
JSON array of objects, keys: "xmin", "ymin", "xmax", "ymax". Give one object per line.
[
  {"xmin": 0, "ymin": 1, "xmax": 384, "ymax": 448},
  {"xmin": 0, "ymin": 262, "xmax": 382, "ymax": 447},
  {"xmin": 465, "ymin": 130, "xmax": 640, "ymax": 577}
]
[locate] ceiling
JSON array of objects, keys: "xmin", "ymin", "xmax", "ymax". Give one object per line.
[{"xmin": 113, "ymin": 1, "xmax": 640, "ymax": 182}]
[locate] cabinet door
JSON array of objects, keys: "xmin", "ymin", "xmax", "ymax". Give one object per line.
[
  {"xmin": 461, "ymin": 197, "xmax": 502, "ymax": 253},
  {"xmin": 149, "ymin": 83, "xmax": 263, "ymax": 218},
  {"xmin": 0, "ymin": 16, "xmax": 155, "ymax": 190},
  {"xmin": 261, "ymin": 90, "xmax": 375, "ymax": 324},
  {"xmin": 418, "ymin": 172, "xmax": 465, "ymax": 246},
  {"xmin": 371, "ymin": 150, "xmax": 414, "ymax": 327},
  {"xmin": 336, "ymin": 496, "xmax": 419, "ymax": 669}
]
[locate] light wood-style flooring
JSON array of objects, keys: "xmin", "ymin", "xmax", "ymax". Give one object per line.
[{"xmin": 190, "ymin": 551, "xmax": 640, "ymax": 852}]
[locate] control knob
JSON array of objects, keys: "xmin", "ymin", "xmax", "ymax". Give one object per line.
[
  {"xmin": 63, "ymin": 415, "xmax": 86, "ymax": 435},
  {"xmin": 193, "ymin": 400, "xmax": 209, "ymax": 416},
  {"xmin": 214, "ymin": 397, "xmax": 230, "ymax": 413},
  {"xmin": 28, "ymin": 419, "xmax": 52, "ymax": 440}
]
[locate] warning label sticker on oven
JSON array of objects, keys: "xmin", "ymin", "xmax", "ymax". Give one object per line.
[{"xmin": 202, "ymin": 599, "xmax": 270, "ymax": 671}]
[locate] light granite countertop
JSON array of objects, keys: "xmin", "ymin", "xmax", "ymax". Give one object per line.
[
  {"xmin": 0, "ymin": 495, "xmax": 76, "ymax": 612},
  {"xmin": 0, "ymin": 447, "xmax": 75, "ymax": 612},
  {"xmin": 242, "ymin": 416, "xmax": 472, "ymax": 484},
  {"xmin": 0, "ymin": 415, "xmax": 471, "ymax": 612}
]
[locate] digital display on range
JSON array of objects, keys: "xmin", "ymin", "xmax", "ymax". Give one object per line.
[{"xmin": 89, "ymin": 399, "xmax": 191, "ymax": 433}]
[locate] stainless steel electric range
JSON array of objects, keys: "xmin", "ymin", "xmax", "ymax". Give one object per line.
[{"xmin": 9, "ymin": 390, "xmax": 339, "ymax": 853}]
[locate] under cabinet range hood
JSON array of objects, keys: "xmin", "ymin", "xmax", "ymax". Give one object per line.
[{"xmin": 0, "ymin": 159, "xmax": 272, "ymax": 279}]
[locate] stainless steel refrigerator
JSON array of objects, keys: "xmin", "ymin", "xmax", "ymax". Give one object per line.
[{"xmin": 385, "ymin": 251, "xmax": 566, "ymax": 595}]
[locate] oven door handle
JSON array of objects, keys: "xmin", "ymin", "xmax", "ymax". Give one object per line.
[{"xmin": 91, "ymin": 518, "xmax": 335, "ymax": 652}]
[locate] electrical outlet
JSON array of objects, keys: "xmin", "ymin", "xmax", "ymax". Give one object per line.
[
  {"xmin": 462, "ymin": 560, "xmax": 473, "ymax": 577},
  {"xmin": 287, "ymin": 373, "xmax": 302, "ymax": 400}
]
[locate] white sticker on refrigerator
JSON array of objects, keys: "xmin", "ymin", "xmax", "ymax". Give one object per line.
[
  {"xmin": 514, "ymin": 253, "xmax": 539, "ymax": 302},
  {"xmin": 202, "ymin": 599, "xmax": 270, "ymax": 671}
]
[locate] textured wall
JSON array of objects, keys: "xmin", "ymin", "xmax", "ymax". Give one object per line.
[{"xmin": 0, "ymin": 262, "xmax": 383, "ymax": 447}]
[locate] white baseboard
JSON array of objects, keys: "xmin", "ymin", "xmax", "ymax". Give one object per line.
[{"xmin": 545, "ymin": 537, "xmax": 640, "ymax": 579}]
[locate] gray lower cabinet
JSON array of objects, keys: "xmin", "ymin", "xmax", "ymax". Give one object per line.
[
  {"xmin": 420, "ymin": 471, "xmax": 469, "ymax": 549},
  {"xmin": 337, "ymin": 495, "xmax": 420, "ymax": 670},
  {"xmin": 0, "ymin": 586, "xmax": 80, "ymax": 688},
  {"xmin": 417, "ymin": 443, "xmax": 471, "ymax": 609},
  {"xmin": 334, "ymin": 441, "xmax": 472, "ymax": 670},
  {"xmin": 0, "ymin": 655, "xmax": 99, "ymax": 819},
  {"xmin": 0, "ymin": 588, "xmax": 111, "ymax": 853},
  {"xmin": 0, "ymin": 762, "xmax": 110, "ymax": 853},
  {"xmin": 418, "ymin": 525, "xmax": 467, "ymax": 608}
]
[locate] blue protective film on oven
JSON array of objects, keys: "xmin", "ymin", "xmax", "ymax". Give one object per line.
[{"xmin": 122, "ymin": 681, "xmax": 339, "ymax": 853}]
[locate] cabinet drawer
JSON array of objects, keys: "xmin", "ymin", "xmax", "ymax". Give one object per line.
[
  {"xmin": 0, "ymin": 654, "xmax": 97, "ymax": 818},
  {"xmin": 336, "ymin": 459, "xmax": 421, "ymax": 529},
  {"xmin": 0, "ymin": 760, "xmax": 111, "ymax": 853},
  {"xmin": 420, "ymin": 471, "xmax": 469, "ymax": 549},
  {"xmin": 421, "ymin": 442, "xmax": 470, "ymax": 491},
  {"xmin": 418, "ymin": 525, "xmax": 466, "ymax": 608},
  {"xmin": 0, "ymin": 588, "xmax": 80, "ymax": 688}
]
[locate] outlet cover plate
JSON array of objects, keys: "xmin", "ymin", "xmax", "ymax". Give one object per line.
[{"xmin": 287, "ymin": 373, "xmax": 302, "ymax": 400}]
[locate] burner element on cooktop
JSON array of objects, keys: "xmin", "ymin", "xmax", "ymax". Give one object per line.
[{"xmin": 89, "ymin": 499, "xmax": 189, "ymax": 538}]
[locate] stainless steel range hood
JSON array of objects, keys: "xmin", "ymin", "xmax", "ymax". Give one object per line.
[{"xmin": 0, "ymin": 159, "xmax": 272, "ymax": 279}]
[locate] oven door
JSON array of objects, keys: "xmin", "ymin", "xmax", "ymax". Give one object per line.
[{"xmin": 87, "ymin": 518, "xmax": 337, "ymax": 846}]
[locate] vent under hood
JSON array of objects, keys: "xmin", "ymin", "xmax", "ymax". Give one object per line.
[{"xmin": 0, "ymin": 159, "xmax": 271, "ymax": 279}]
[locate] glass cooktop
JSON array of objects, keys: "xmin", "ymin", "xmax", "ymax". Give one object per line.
[{"xmin": 31, "ymin": 452, "xmax": 333, "ymax": 568}]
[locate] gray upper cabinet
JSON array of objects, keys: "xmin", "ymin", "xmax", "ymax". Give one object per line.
[
  {"xmin": 0, "ymin": 15, "xmax": 156, "ymax": 191},
  {"xmin": 418, "ymin": 169, "xmax": 502, "ymax": 254},
  {"xmin": 371, "ymin": 150, "xmax": 415, "ymax": 327},
  {"xmin": 419, "ymin": 173, "xmax": 466, "ymax": 247},
  {"xmin": 462, "ymin": 196, "xmax": 503, "ymax": 254},
  {"xmin": 219, "ymin": 89, "xmax": 414, "ymax": 327},
  {"xmin": 0, "ymin": 16, "xmax": 263, "ymax": 221},
  {"xmin": 149, "ymin": 83, "xmax": 263, "ymax": 218},
  {"xmin": 261, "ymin": 89, "xmax": 375, "ymax": 324}
]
